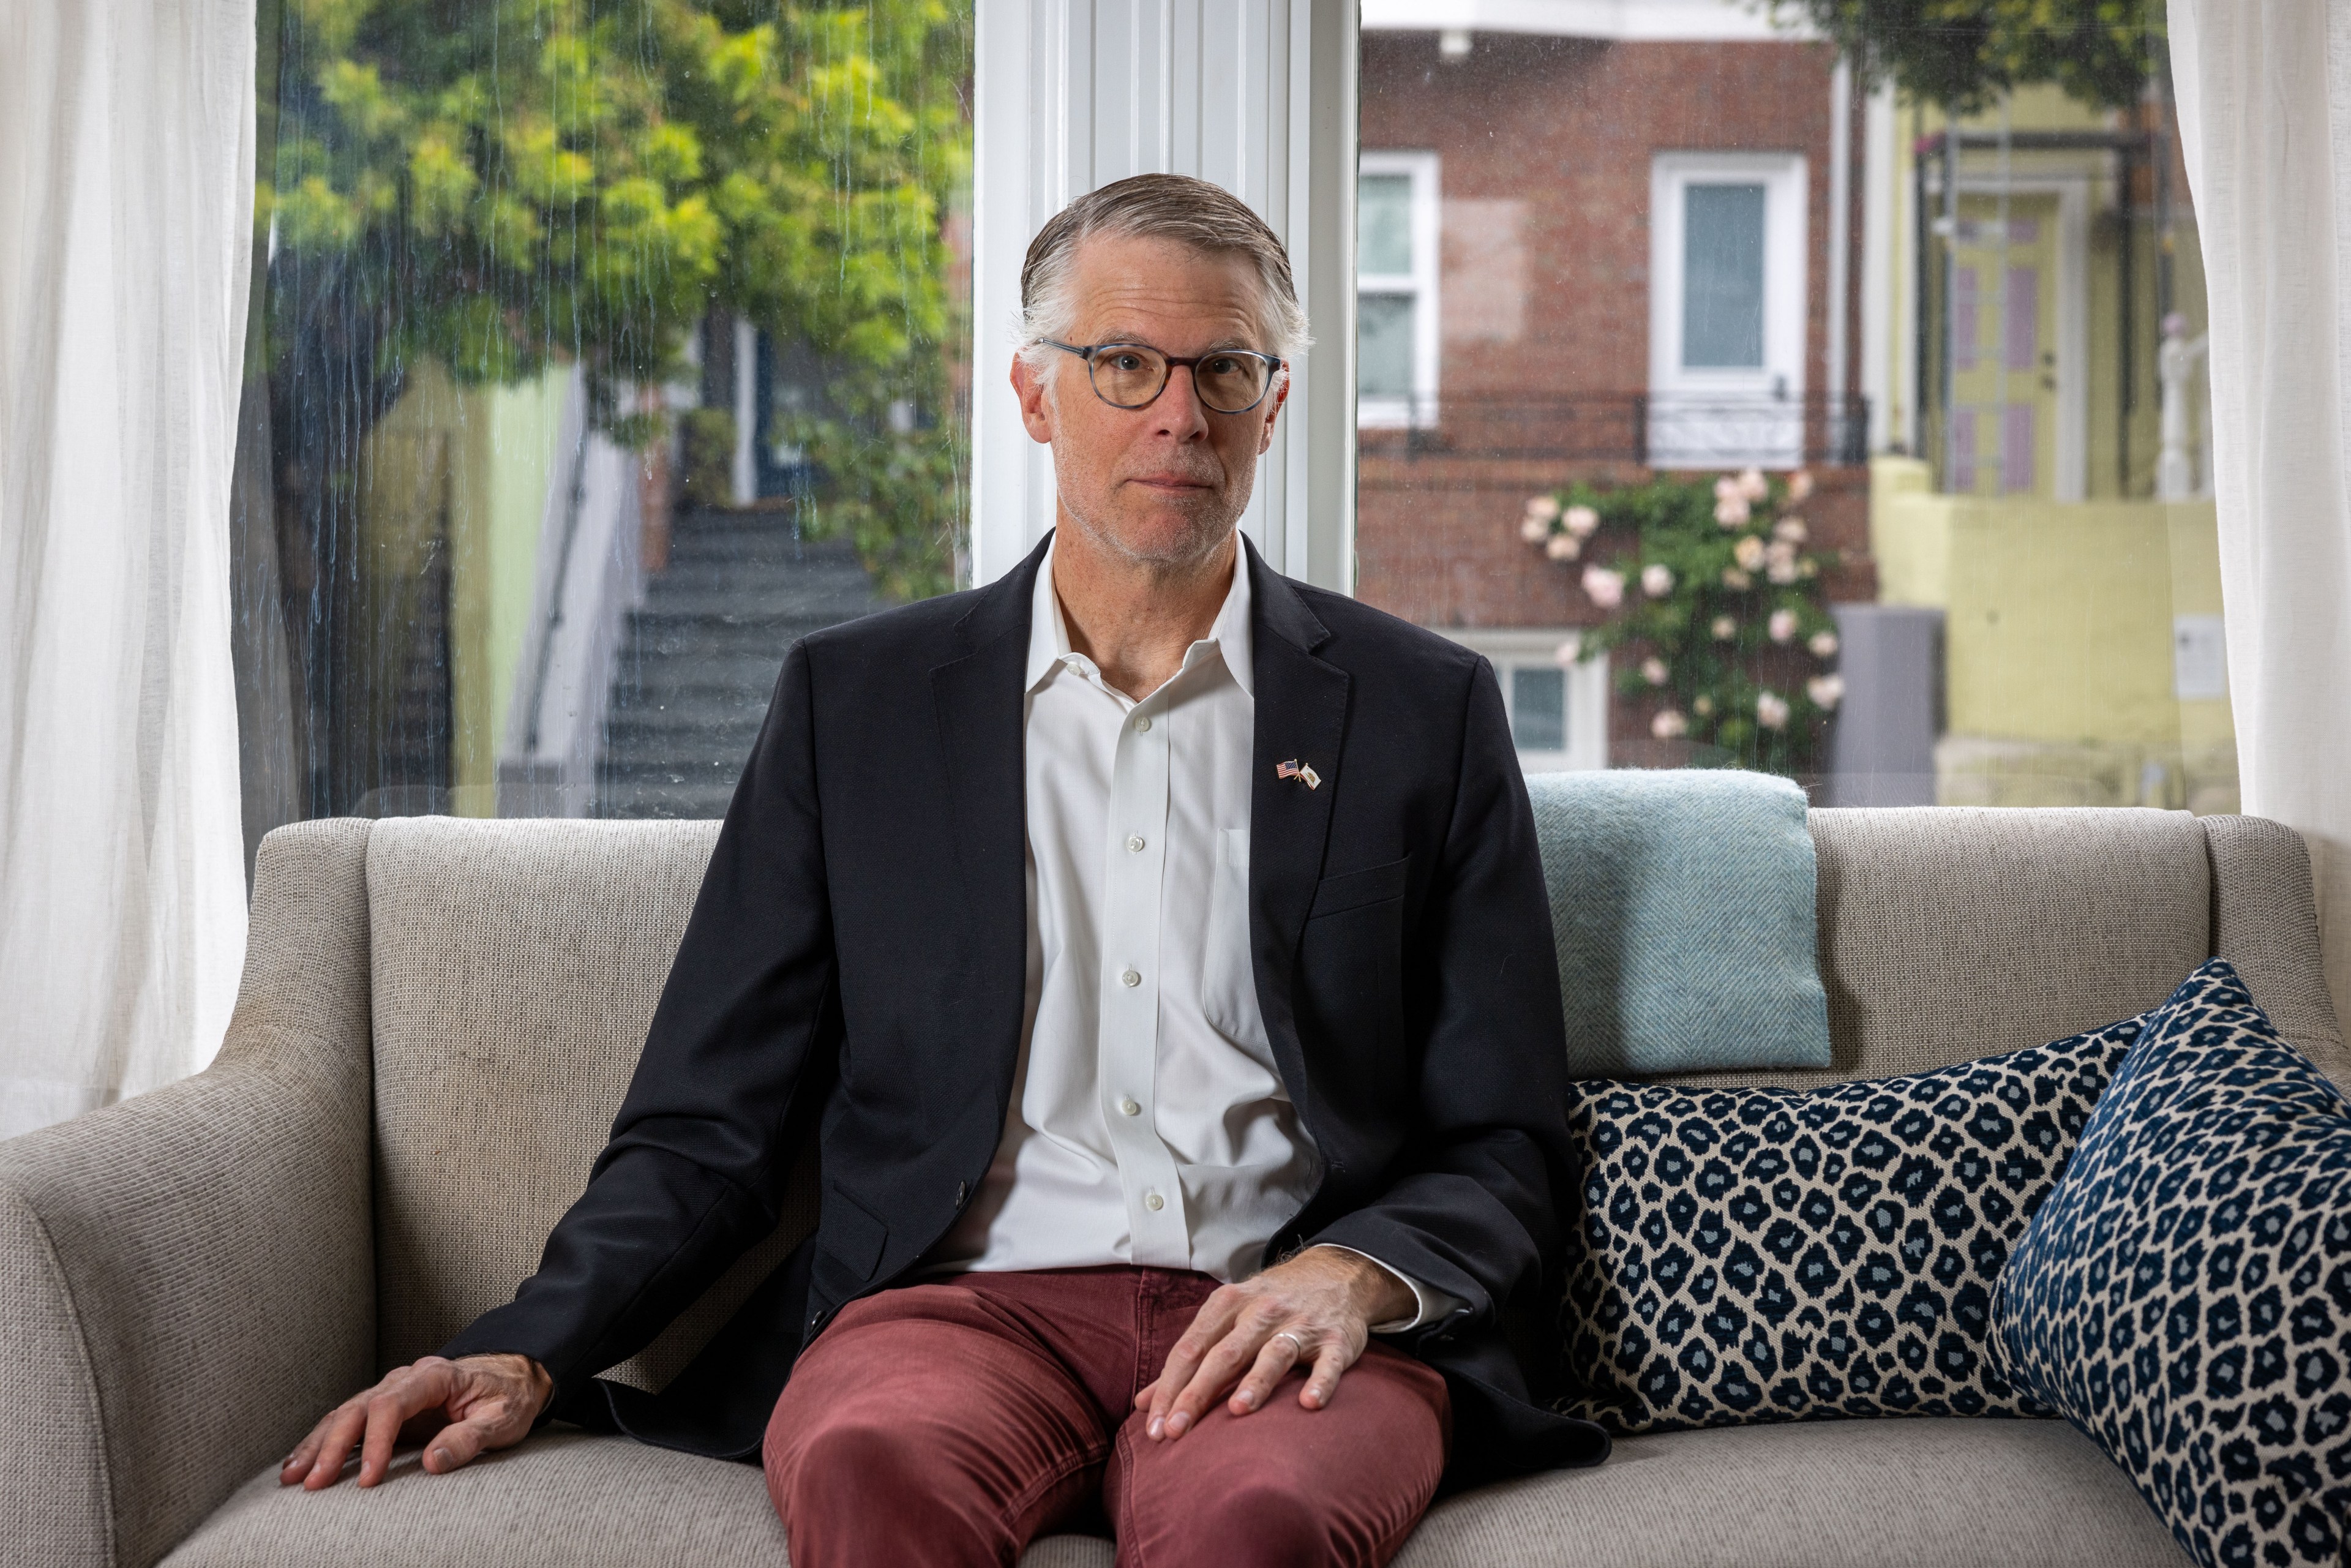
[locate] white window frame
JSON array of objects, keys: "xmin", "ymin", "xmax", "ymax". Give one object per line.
[
  {"xmin": 1435, "ymin": 631, "xmax": 1611, "ymax": 773},
  {"xmin": 1648, "ymin": 151, "xmax": 1809, "ymax": 469},
  {"xmin": 1355, "ymin": 149, "xmax": 1440, "ymax": 430}
]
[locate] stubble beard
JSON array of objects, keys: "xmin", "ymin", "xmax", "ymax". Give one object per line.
[{"xmin": 1055, "ymin": 460, "xmax": 1253, "ymax": 586}]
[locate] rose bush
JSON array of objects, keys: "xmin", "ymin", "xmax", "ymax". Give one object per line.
[{"xmin": 1518, "ymin": 470, "xmax": 1842, "ymax": 776}]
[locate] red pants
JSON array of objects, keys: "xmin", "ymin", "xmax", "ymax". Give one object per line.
[{"xmin": 763, "ymin": 1266, "xmax": 1450, "ymax": 1568}]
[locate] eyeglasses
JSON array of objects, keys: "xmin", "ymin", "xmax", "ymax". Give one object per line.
[{"xmin": 1042, "ymin": 340, "xmax": 1286, "ymax": 415}]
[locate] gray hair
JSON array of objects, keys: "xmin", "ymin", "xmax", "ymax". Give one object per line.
[{"xmin": 1016, "ymin": 174, "xmax": 1311, "ymax": 379}]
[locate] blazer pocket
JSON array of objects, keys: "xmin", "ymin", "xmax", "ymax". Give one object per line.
[
  {"xmin": 1307, "ymin": 854, "xmax": 1411, "ymax": 920},
  {"xmin": 821, "ymin": 1181, "xmax": 890, "ymax": 1281}
]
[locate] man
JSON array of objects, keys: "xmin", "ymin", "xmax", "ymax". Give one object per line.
[{"xmin": 280, "ymin": 173, "xmax": 1606, "ymax": 1566}]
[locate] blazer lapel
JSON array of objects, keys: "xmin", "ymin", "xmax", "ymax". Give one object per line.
[
  {"xmin": 1243, "ymin": 539, "xmax": 1351, "ymax": 1104},
  {"xmin": 929, "ymin": 536, "xmax": 1048, "ymax": 1098}
]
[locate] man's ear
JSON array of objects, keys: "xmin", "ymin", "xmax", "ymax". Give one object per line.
[
  {"xmin": 1011, "ymin": 354, "xmax": 1057, "ymax": 446},
  {"xmin": 1255, "ymin": 370, "xmax": 1291, "ymax": 456}
]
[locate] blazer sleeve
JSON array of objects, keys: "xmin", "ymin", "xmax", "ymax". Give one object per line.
[
  {"xmin": 1303, "ymin": 654, "xmax": 1573, "ymax": 1337},
  {"xmin": 438, "ymin": 639, "xmax": 842, "ymax": 1402}
]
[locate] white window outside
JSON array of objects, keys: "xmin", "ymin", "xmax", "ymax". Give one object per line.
[
  {"xmin": 1648, "ymin": 151, "xmax": 1809, "ymax": 469},
  {"xmin": 1357, "ymin": 150, "xmax": 1441, "ymax": 430},
  {"xmin": 1436, "ymin": 631, "xmax": 1611, "ymax": 773}
]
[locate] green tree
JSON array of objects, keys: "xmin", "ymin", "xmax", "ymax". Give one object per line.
[
  {"xmin": 261, "ymin": 0, "xmax": 971, "ymax": 596},
  {"xmin": 1774, "ymin": 0, "xmax": 2164, "ymax": 111}
]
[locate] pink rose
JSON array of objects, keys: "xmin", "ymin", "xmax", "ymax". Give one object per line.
[
  {"xmin": 1564, "ymin": 505, "xmax": 1601, "ymax": 538},
  {"xmin": 1787, "ymin": 470, "xmax": 1815, "ymax": 502},
  {"xmin": 1641, "ymin": 656, "xmax": 1670, "ymax": 686},
  {"xmin": 1733, "ymin": 536, "xmax": 1766, "ymax": 572},
  {"xmin": 1525, "ymin": 494, "xmax": 1561, "ymax": 522},
  {"xmin": 1808, "ymin": 629, "xmax": 1839, "ymax": 658},
  {"xmin": 1520, "ymin": 515, "xmax": 1551, "ymax": 543},
  {"xmin": 1714, "ymin": 494, "xmax": 1751, "ymax": 528},
  {"xmin": 1807, "ymin": 674, "xmax": 1845, "ymax": 710},
  {"xmin": 1768, "ymin": 609, "xmax": 1798, "ymax": 643},
  {"xmin": 1772, "ymin": 517, "xmax": 1808, "ymax": 544},
  {"xmin": 1737, "ymin": 467, "xmax": 1769, "ymax": 502},
  {"xmin": 1651, "ymin": 708, "xmax": 1689, "ymax": 739},
  {"xmin": 1711, "ymin": 615, "xmax": 1738, "ymax": 641},
  {"xmin": 1756, "ymin": 690, "xmax": 1790, "ymax": 730},
  {"xmin": 1641, "ymin": 563, "xmax": 1674, "ymax": 597},
  {"xmin": 1581, "ymin": 566, "xmax": 1625, "ymax": 609},
  {"xmin": 1545, "ymin": 533, "xmax": 1582, "ymax": 560},
  {"xmin": 1553, "ymin": 635, "xmax": 1582, "ymax": 667}
]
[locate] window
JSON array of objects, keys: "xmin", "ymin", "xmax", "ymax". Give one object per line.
[
  {"xmin": 1357, "ymin": 151, "xmax": 1440, "ymax": 429},
  {"xmin": 1356, "ymin": 9, "xmax": 2216, "ymax": 814},
  {"xmin": 231, "ymin": 1, "xmax": 973, "ymax": 835},
  {"xmin": 1438, "ymin": 632, "xmax": 1611, "ymax": 773},
  {"xmin": 1649, "ymin": 152, "xmax": 1810, "ymax": 469}
]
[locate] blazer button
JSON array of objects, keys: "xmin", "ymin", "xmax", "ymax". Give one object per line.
[{"xmin": 956, "ymin": 1181, "xmax": 967, "ymax": 1204}]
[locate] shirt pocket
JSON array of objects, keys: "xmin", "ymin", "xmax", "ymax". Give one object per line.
[{"xmin": 1199, "ymin": 827, "xmax": 1263, "ymax": 1043}]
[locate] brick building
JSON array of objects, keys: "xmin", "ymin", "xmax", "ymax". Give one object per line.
[{"xmin": 1355, "ymin": 2, "xmax": 1870, "ymax": 767}]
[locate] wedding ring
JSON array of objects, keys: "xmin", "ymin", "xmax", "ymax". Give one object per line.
[{"xmin": 1273, "ymin": 1330, "xmax": 1308, "ymax": 1359}]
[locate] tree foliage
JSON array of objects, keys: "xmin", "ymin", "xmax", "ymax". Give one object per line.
[
  {"xmin": 1773, "ymin": 0, "xmax": 2164, "ymax": 112},
  {"xmin": 261, "ymin": 0, "xmax": 971, "ymax": 593}
]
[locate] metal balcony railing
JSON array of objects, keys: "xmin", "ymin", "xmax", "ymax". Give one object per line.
[{"xmin": 1359, "ymin": 391, "xmax": 1870, "ymax": 470}]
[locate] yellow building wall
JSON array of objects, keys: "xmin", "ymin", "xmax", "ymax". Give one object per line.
[
  {"xmin": 360, "ymin": 361, "xmax": 569, "ymax": 814},
  {"xmin": 1869, "ymin": 465, "xmax": 2237, "ymax": 810}
]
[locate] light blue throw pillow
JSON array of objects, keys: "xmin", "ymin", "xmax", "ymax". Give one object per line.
[
  {"xmin": 1990, "ymin": 959, "xmax": 2351, "ymax": 1568},
  {"xmin": 1526, "ymin": 769, "xmax": 1831, "ymax": 1077}
]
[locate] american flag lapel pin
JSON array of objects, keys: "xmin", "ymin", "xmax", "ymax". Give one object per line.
[{"xmin": 1276, "ymin": 759, "xmax": 1321, "ymax": 790}]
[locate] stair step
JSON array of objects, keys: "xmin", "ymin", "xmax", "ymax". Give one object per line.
[{"xmin": 591, "ymin": 511, "xmax": 880, "ymax": 822}]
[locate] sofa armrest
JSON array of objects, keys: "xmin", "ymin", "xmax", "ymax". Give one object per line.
[
  {"xmin": 0, "ymin": 820, "xmax": 376, "ymax": 1568},
  {"xmin": 2203, "ymin": 813, "xmax": 2351, "ymax": 1087}
]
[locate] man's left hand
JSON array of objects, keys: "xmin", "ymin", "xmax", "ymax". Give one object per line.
[{"xmin": 1138, "ymin": 1245, "xmax": 1416, "ymax": 1441}]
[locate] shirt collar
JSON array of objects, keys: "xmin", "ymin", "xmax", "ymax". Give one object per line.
[{"xmin": 1025, "ymin": 535, "xmax": 1255, "ymax": 699}]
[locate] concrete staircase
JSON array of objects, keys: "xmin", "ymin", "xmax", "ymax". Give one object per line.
[{"xmin": 596, "ymin": 507, "xmax": 880, "ymax": 819}]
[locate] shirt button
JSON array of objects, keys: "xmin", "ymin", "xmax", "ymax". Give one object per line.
[
  {"xmin": 1144, "ymin": 1191, "xmax": 1165, "ymax": 1212},
  {"xmin": 1133, "ymin": 715, "xmax": 1152, "ymax": 732},
  {"xmin": 1120, "ymin": 968, "xmax": 1141, "ymax": 988},
  {"xmin": 1126, "ymin": 835, "xmax": 1146, "ymax": 852},
  {"xmin": 1119, "ymin": 1097, "xmax": 1141, "ymax": 1116}
]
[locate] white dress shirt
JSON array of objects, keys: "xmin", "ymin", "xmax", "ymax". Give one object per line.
[{"xmin": 926, "ymin": 542, "xmax": 1453, "ymax": 1332}]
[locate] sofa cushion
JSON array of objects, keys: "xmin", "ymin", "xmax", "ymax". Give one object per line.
[
  {"xmin": 365, "ymin": 819, "xmax": 816, "ymax": 1395},
  {"xmin": 1559, "ymin": 1015, "xmax": 2142, "ymax": 1431},
  {"xmin": 1527, "ymin": 769, "xmax": 1831, "ymax": 1076},
  {"xmin": 160, "ymin": 1431, "xmax": 1114, "ymax": 1568},
  {"xmin": 160, "ymin": 1422, "xmax": 2173, "ymax": 1568},
  {"xmin": 1391, "ymin": 1417, "xmax": 2187, "ymax": 1567},
  {"xmin": 1679, "ymin": 808, "xmax": 2209, "ymax": 1092},
  {"xmin": 1992, "ymin": 959, "xmax": 2351, "ymax": 1568}
]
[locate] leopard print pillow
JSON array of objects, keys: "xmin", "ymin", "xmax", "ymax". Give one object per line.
[
  {"xmin": 1556, "ymin": 1016, "xmax": 2142, "ymax": 1433},
  {"xmin": 1990, "ymin": 959, "xmax": 2351, "ymax": 1568}
]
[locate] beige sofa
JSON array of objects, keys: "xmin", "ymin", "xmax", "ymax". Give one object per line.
[{"xmin": 4, "ymin": 808, "xmax": 2344, "ymax": 1568}]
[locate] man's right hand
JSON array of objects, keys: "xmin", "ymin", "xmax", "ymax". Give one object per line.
[{"xmin": 280, "ymin": 1352, "xmax": 552, "ymax": 1490}]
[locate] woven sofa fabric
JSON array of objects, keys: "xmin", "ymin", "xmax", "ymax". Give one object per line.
[
  {"xmin": 1389, "ymin": 1417, "xmax": 2188, "ymax": 1567},
  {"xmin": 0, "ymin": 819, "xmax": 377, "ymax": 1568},
  {"xmin": 367, "ymin": 817, "xmax": 817, "ymax": 1395},
  {"xmin": 2203, "ymin": 814, "xmax": 2351, "ymax": 1087},
  {"xmin": 1526, "ymin": 769, "xmax": 1831, "ymax": 1076},
  {"xmin": 1990, "ymin": 959, "xmax": 2351, "ymax": 1568},
  {"xmin": 1671, "ymin": 807, "xmax": 2211, "ymax": 1093},
  {"xmin": 1558, "ymin": 1016, "xmax": 2142, "ymax": 1433},
  {"xmin": 159, "ymin": 1432, "xmax": 1114, "ymax": 1568}
]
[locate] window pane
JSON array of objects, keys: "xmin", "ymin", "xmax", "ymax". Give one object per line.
[
  {"xmin": 1359, "ymin": 9, "xmax": 2219, "ymax": 811},
  {"xmin": 1682, "ymin": 182, "xmax": 1766, "ymax": 369},
  {"xmin": 1359, "ymin": 173, "xmax": 1415, "ymax": 274},
  {"xmin": 1359, "ymin": 293, "xmax": 1418, "ymax": 398},
  {"xmin": 1512, "ymin": 666, "xmax": 1567, "ymax": 752},
  {"xmin": 231, "ymin": 1, "xmax": 973, "ymax": 836}
]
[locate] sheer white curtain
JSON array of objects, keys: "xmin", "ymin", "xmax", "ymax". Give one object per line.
[
  {"xmin": 0, "ymin": 0, "xmax": 255, "ymax": 1138},
  {"xmin": 2172, "ymin": 0, "xmax": 2351, "ymax": 1024}
]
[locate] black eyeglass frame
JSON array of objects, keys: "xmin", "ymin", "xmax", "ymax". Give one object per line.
[{"xmin": 1041, "ymin": 339, "xmax": 1288, "ymax": 414}]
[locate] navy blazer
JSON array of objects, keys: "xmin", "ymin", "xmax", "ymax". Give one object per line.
[{"xmin": 442, "ymin": 533, "xmax": 1610, "ymax": 1482}]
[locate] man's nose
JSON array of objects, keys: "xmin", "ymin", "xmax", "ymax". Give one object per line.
[{"xmin": 1150, "ymin": 364, "xmax": 1213, "ymax": 438}]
